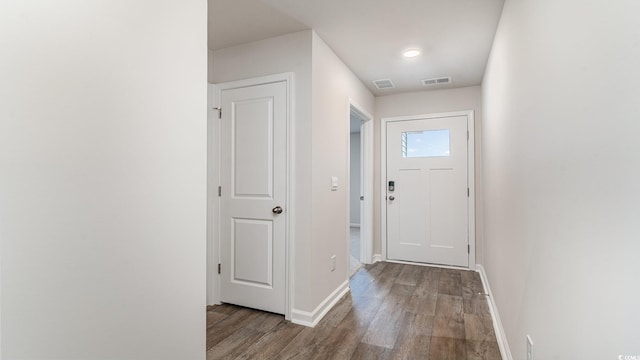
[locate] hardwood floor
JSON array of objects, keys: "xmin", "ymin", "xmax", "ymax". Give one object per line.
[{"xmin": 207, "ymin": 262, "xmax": 501, "ymax": 360}]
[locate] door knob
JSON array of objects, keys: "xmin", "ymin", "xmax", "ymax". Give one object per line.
[
  {"xmin": 388, "ymin": 196, "xmax": 395, "ymax": 201},
  {"xmin": 272, "ymin": 206, "xmax": 283, "ymax": 214}
]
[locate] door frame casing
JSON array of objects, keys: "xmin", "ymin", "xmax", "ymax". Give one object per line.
[
  {"xmin": 348, "ymin": 100, "xmax": 374, "ymax": 265},
  {"xmin": 207, "ymin": 73, "xmax": 295, "ymax": 320},
  {"xmin": 380, "ymin": 110, "xmax": 476, "ymax": 268},
  {"xmin": 207, "ymin": 83, "xmax": 219, "ymax": 306}
]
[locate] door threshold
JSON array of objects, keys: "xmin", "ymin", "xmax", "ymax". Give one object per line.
[{"xmin": 385, "ymin": 259, "xmax": 472, "ymax": 271}]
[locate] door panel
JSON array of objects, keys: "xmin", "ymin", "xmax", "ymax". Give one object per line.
[
  {"xmin": 396, "ymin": 168, "xmax": 428, "ymax": 248},
  {"xmin": 232, "ymin": 218, "xmax": 273, "ymax": 286},
  {"xmin": 232, "ymin": 97, "xmax": 273, "ymax": 198},
  {"xmin": 386, "ymin": 115, "xmax": 469, "ymax": 267},
  {"xmin": 220, "ymin": 80, "xmax": 286, "ymax": 314},
  {"xmin": 430, "ymin": 168, "xmax": 466, "ymax": 250}
]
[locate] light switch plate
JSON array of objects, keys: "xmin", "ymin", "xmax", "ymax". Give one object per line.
[{"xmin": 331, "ymin": 176, "xmax": 338, "ymax": 191}]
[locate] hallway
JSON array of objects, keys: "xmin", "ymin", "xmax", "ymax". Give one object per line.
[{"xmin": 206, "ymin": 262, "xmax": 501, "ymax": 359}]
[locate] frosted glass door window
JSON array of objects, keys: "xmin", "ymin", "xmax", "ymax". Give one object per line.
[{"xmin": 401, "ymin": 129, "xmax": 450, "ymax": 157}]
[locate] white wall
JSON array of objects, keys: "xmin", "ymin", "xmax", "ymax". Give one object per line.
[
  {"xmin": 350, "ymin": 131, "xmax": 361, "ymax": 225},
  {"xmin": 374, "ymin": 87, "xmax": 483, "ymax": 262},
  {"xmin": 310, "ymin": 31, "xmax": 374, "ymax": 308},
  {"xmin": 0, "ymin": 1, "xmax": 207, "ymax": 359},
  {"xmin": 208, "ymin": 49, "xmax": 215, "ymax": 83},
  {"xmin": 482, "ymin": 0, "xmax": 640, "ymax": 358}
]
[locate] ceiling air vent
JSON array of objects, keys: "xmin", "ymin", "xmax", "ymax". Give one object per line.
[
  {"xmin": 372, "ymin": 79, "xmax": 395, "ymax": 89},
  {"xmin": 422, "ymin": 77, "xmax": 452, "ymax": 86}
]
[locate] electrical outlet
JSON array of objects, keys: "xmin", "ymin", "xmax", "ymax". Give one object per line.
[
  {"xmin": 330, "ymin": 255, "xmax": 336, "ymax": 271},
  {"xmin": 526, "ymin": 335, "xmax": 534, "ymax": 360}
]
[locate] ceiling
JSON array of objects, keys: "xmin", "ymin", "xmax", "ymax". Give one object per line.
[{"xmin": 209, "ymin": 0, "xmax": 505, "ymax": 96}]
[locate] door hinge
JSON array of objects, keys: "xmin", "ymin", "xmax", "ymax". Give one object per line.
[
  {"xmin": 468, "ymin": 244, "xmax": 470, "ymax": 254},
  {"xmin": 213, "ymin": 107, "xmax": 222, "ymax": 119},
  {"xmin": 467, "ymin": 130, "xmax": 469, "ymax": 140},
  {"xmin": 218, "ymin": 186, "xmax": 222, "ymax": 197},
  {"xmin": 218, "ymin": 263, "xmax": 221, "ymax": 274},
  {"xmin": 467, "ymin": 188, "xmax": 470, "ymax": 197}
]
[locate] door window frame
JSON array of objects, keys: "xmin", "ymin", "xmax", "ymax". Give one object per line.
[{"xmin": 380, "ymin": 111, "xmax": 476, "ymax": 268}]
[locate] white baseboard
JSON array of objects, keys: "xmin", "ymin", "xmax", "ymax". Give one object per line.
[
  {"xmin": 291, "ymin": 280, "xmax": 349, "ymax": 327},
  {"xmin": 372, "ymin": 254, "xmax": 382, "ymax": 263},
  {"xmin": 476, "ymin": 264, "xmax": 513, "ymax": 360}
]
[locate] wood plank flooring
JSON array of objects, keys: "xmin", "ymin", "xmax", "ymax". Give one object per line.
[{"xmin": 207, "ymin": 262, "xmax": 501, "ymax": 360}]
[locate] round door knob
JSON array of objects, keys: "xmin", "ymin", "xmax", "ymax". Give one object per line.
[
  {"xmin": 389, "ymin": 196, "xmax": 395, "ymax": 201},
  {"xmin": 272, "ymin": 206, "xmax": 283, "ymax": 214}
]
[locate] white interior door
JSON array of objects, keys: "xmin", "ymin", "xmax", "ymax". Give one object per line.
[
  {"xmin": 219, "ymin": 80, "xmax": 287, "ymax": 314},
  {"xmin": 386, "ymin": 115, "xmax": 469, "ymax": 267}
]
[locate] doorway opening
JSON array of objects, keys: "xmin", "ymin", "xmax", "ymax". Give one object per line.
[
  {"xmin": 349, "ymin": 113, "xmax": 362, "ymax": 274},
  {"xmin": 348, "ymin": 101, "xmax": 374, "ymax": 274}
]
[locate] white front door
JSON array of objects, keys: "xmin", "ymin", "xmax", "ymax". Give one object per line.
[
  {"xmin": 219, "ymin": 80, "xmax": 287, "ymax": 314},
  {"xmin": 386, "ymin": 115, "xmax": 469, "ymax": 267}
]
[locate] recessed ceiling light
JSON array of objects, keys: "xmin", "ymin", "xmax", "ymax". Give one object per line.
[{"xmin": 403, "ymin": 48, "xmax": 421, "ymax": 58}]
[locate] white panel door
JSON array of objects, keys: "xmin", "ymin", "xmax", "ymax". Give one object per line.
[
  {"xmin": 386, "ymin": 116, "xmax": 469, "ymax": 267},
  {"xmin": 220, "ymin": 81, "xmax": 286, "ymax": 314}
]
